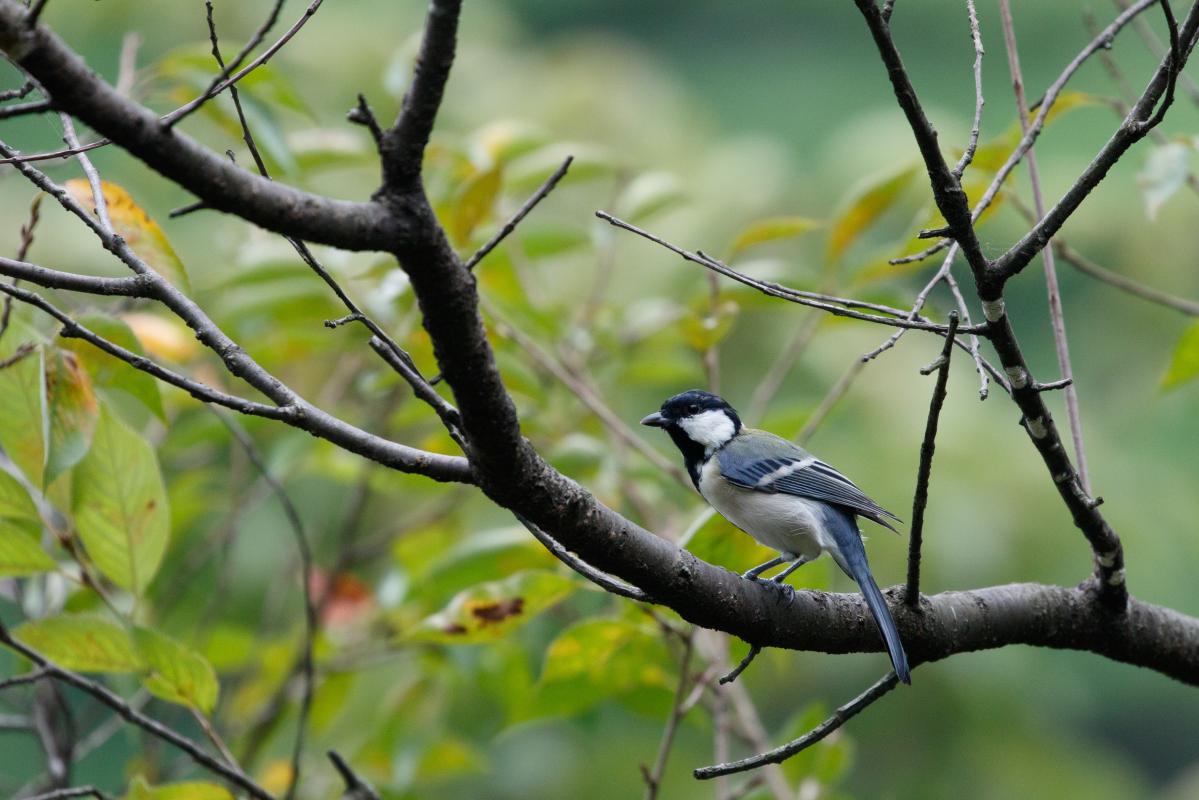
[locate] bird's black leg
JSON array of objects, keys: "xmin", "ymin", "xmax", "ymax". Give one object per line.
[
  {"xmin": 772, "ymin": 555, "xmax": 811, "ymax": 584},
  {"xmin": 741, "ymin": 555, "xmax": 787, "ymax": 581}
]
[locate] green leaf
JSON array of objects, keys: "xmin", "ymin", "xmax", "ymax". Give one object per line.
[
  {"xmin": 0, "ymin": 469, "xmax": 54, "ymax": 577},
  {"xmin": 62, "ymin": 313, "xmax": 166, "ymax": 421},
  {"xmin": 63, "ymin": 180, "xmax": 191, "ymax": 293},
  {"xmin": 449, "ymin": 165, "xmax": 503, "ymax": 246},
  {"xmin": 416, "ymin": 737, "xmax": 489, "ymax": 783},
  {"xmin": 1163, "ymin": 321, "xmax": 1199, "ymax": 390},
  {"xmin": 134, "ymin": 627, "xmax": 220, "ymax": 713},
  {"xmin": 408, "ymin": 569, "xmax": 575, "ymax": 644},
  {"xmin": 681, "ymin": 300, "xmax": 740, "ymax": 351},
  {"xmin": 413, "ymin": 526, "xmax": 554, "ymax": 608},
  {"xmin": 471, "ymin": 119, "xmax": 551, "ymax": 165},
  {"xmin": 14, "ymin": 614, "xmax": 142, "ymax": 672},
  {"xmin": 532, "ymin": 617, "xmax": 674, "ymax": 719},
  {"xmin": 620, "ymin": 171, "xmax": 685, "ymax": 221},
  {"xmin": 0, "ymin": 336, "xmax": 46, "ymax": 489},
  {"xmin": 44, "ymin": 348, "xmax": 99, "ymax": 486},
  {"xmin": 506, "ymin": 143, "xmax": 612, "ymax": 191},
  {"xmin": 729, "ymin": 216, "xmax": 823, "ymax": 259},
  {"xmin": 72, "ymin": 404, "xmax": 170, "ymax": 595},
  {"xmin": 125, "ymin": 776, "xmax": 234, "ymax": 800},
  {"xmin": 1139, "ymin": 141, "xmax": 1191, "ymax": 221},
  {"xmin": 826, "ymin": 166, "xmax": 917, "ymax": 263}
]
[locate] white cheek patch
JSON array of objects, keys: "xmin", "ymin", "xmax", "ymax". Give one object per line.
[{"xmin": 678, "ymin": 410, "xmax": 736, "ymax": 450}]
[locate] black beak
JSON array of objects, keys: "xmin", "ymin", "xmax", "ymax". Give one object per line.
[{"xmin": 640, "ymin": 411, "xmax": 668, "ymax": 428}]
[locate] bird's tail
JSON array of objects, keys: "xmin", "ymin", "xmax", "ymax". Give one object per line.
[
  {"xmin": 824, "ymin": 507, "xmax": 911, "ymax": 684},
  {"xmin": 852, "ymin": 565, "xmax": 911, "ymax": 684}
]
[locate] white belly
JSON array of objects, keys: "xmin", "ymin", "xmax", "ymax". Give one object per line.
[{"xmin": 698, "ymin": 457, "xmax": 830, "ymax": 561}]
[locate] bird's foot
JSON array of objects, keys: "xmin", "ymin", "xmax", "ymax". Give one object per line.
[{"xmin": 746, "ymin": 576, "xmax": 795, "ymax": 604}]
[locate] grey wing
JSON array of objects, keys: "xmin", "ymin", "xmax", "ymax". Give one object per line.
[{"xmin": 718, "ymin": 451, "xmax": 900, "ymax": 531}]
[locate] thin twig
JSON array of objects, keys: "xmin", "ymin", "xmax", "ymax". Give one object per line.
[
  {"xmin": 941, "ymin": 269, "xmax": 990, "ymax": 399},
  {"xmin": 196, "ymin": 11, "xmax": 465, "ymax": 449},
  {"xmin": 22, "ymin": 788, "xmax": 113, "ymax": 800},
  {"xmin": 213, "ymin": 410, "xmax": 316, "ymax": 800},
  {"xmin": 905, "ymin": 312, "xmax": 958, "ymax": 606},
  {"xmin": 327, "ymin": 750, "xmax": 381, "ymax": 800},
  {"xmin": 59, "ymin": 113, "xmax": 112, "ymax": 233},
  {"xmin": 0, "ymin": 623, "xmax": 274, "ymax": 800},
  {"xmin": 642, "ymin": 633, "xmax": 695, "ymax": 800},
  {"xmin": 889, "ymin": 0, "xmax": 1163, "ymax": 269},
  {"xmin": 1, "ymin": 0, "xmax": 322, "ymax": 164},
  {"xmin": 596, "ymin": 212, "xmax": 980, "ymax": 335},
  {"xmin": 1008, "ymin": 187, "xmax": 1199, "ymax": 316},
  {"xmin": 695, "ymin": 672, "xmax": 901, "ymax": 779},
  {"xmin": 0, "ymin": 79, "xmax": 34, "ymax": 101},
  {"xmin": 166, "ymin": 0, "xmax": 303, "ymax": 129},
  {"xmin": 952, "ymin": 0, "xmax": 985, "ymax": 179},
  {"xmin": 0, "ymin": 194, "xmax": 41, "ymax": 343},
  {"xmin": 998, "ymin": 0, "xmax": 1091, "ymax": 493},
  {"xmin": 465, "ymin": 155, "xmax": 572, "ymax": 270},
  {"xmin": 485, "ymin": 299, "xmax": 690, "ymax": 486},
  {"xmin": 517, "ymin": 515, "xmax": 650, "ymax": 601},
  {"xmin": 717, "ymin": 645, "xmax": 761, "ymax": 686},
  {"xmin": 0, "ymin": 668, "xmax": 49, "ymax": 691},
  {"xmin": 114, "ymin": 32, "xmax": 141, "ymax": 97}
]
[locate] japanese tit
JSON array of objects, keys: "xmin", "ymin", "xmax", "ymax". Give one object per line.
[{"xmin": 641, "ymin": 389, "xmax": 910, "ymax": 683}]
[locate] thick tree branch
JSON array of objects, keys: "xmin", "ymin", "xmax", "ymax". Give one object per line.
[
  {"xmin": 380, "ymin": 0, "xmax": 461, "ymax": 191},
  {"xmin": 993, "ymin": 1, "xmax": 1199, "ymax": 283},
  {"xmin": 0, "ymin": 0, "xmax": 408, "ymax": 252},
  {"xmin": 852, "ymin": 0, "xmax": 990, "ymax": 282},
  {"xmin": 999, "ymin": 0, "xmax": 1092, "ymax": 494}
]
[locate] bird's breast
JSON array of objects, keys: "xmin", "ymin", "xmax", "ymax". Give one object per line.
[{"xmin": 697, "ymin": 458, "xmax": 827, "ymax": 559}]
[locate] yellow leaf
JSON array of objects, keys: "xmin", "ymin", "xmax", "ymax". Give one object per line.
[
  {"xmin": 120, "ymin": 312, "xmax": 199, "ymax": 362},
  {"xmin": 63, "ymin": 180, "xmax": 191, "ymax": 293},
  {"xmin": 449, "ymin": 166, "xmax": 502, "ymax": 246},
  {"xmin": 258, "ymin": 760, "xmax": 294, "ymax": 795},
  {"xmin": 729, "ymin": 216, "xmax": 823, "ymax": 260},
  {"xmin": 826, "ymin": 166, "xmax": 917, "ymax": 263}
]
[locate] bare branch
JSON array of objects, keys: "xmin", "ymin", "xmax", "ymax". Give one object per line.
[
  {"xmin": 905, "ymin": 312, "xmax": 958, "ymax": 606},
  {"xmin": 952, "ymin": 0, "xmax": 985, "ymax": 179},
  {"xmin": 164, "ymin": 0, "xmax": 291, "ymax": 129},
  {"xmin": 214, "ymin": 412, "xmax": 316, "ymax": 800},
  {"xmin": 596, "ymin": 212, "xmax": 980, "ymax": 335},
  {"xmin": 998, "ymin": 0, "xmax": 1090, "ymax": 491},
  {"xmin": 0, "ymin": 0, "xmax": 406, "ymax": 252},
  {"xmin": 642, "ymin": 633, "xmax": 696, "ymax": 800},
  {"xmin": 0, "ymin": 667, "xmax": 49, "ymax": 691},
  {"xmin": 992, "ymin": 1, "xmax": 1199, "ymax": 282},
  {"xmin": 852, "ymin": 0, "xmax": 989, "ymax": 282},
  {"xmin": 328, "ymin": 751, "xmax": 380, "ymax": 800},
  {"xmin": 0, "ymin": 623, "xmax": 274, "ymax": 800},
  {"xmin": 23, "ymin": 788, "xmax": 113, "ymax": 800},
  {"xmin": 517, "ymin": 515, "xmax": 649, "ymax": 602},
  {"xmin": 465, "ymin": 155, "xmax": 573, "ymax": 270},
  {"xmin": 696, "ymin": 672, "xmax": 901, "ymax": 780}
]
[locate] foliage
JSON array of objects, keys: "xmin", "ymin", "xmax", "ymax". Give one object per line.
[{"xmin": 1, "ymin": 2, "xmax": 1198, "ymax": 800}]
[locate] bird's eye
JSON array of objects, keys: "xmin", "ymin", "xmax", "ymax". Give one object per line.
[{"xmin": 688, "ymin": 404, "xmax": 699, "ymax": 414}]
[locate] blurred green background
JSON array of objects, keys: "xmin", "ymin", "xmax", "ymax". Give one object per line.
[{"xmin": 2, "ymin": 1, "xmax": 1198, "ymax": 798}]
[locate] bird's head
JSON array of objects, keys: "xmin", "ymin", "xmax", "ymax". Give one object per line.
[{"xmin": 641, "ymin": 390, "xmax": 742, "ymax": 452}]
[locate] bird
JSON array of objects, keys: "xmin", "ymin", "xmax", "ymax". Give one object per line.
[{"xmin": 641, "ymin": 389, "xmax": 911, "ymax": 683}]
